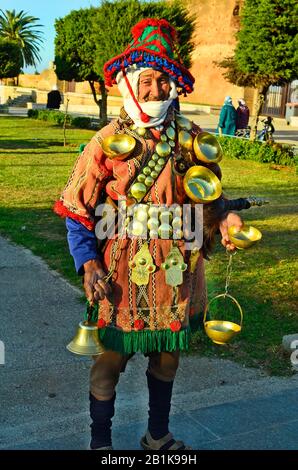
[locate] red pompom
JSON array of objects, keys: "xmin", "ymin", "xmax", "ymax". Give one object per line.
[
  {"xmin": 140, "ymin": 112, "xmax": 150, "ymax": 123},
  {"xmin": 98, "ymin": 319, "xmax": 107, "ymax": 329},
  {"xmin": 170, "ymin": 320, "xmax": 182, "ymax": 332},
  {"xmin": 134, "ymin": 319, "xmax": 145, "ymax": 330},
  {"xmin": 131, "ymin": 18, "xmax": 177, "ymax": 42}
]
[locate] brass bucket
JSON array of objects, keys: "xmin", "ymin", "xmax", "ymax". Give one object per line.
[{"xmin": 203, "ymin": 294, "xmax": 243, "ymax": 345}]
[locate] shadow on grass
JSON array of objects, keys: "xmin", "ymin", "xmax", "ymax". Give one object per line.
[
  {"xmin": 0, "ymin": 163, "xmax": 76, "ymax": 167},
  {"xmin": 0, "ymin": 149, "xmax": 79, "ymax": 156},
  {"xmin": 0, "ymin": 139, "xmax": 67, "ymax": 149}
]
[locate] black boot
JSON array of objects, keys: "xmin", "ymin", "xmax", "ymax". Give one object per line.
[
  {"xmin": 146, "ymin": 370, "xmax": 173, "ymax": 440},
  {"xmin": 89, "ymin": 392, "xmax": 115, "ymax": 449}
]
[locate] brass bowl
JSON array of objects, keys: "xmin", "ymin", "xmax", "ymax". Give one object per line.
[
  {"xmin": 228, "ymin": 225, "xmax": 262, "ymax": 249},
  {"xmin": 183, "ymin": 165, "xmax": 222, "ymax": 203},
  {"xmin": 204, "ymin": 294, "xmax": 243, "ymax": 345},
  {"xmin": 102, "ymin": 134, "xmax": 136, "ymax": 160},
  {"xmin": 193, "ymin": 131, "xmax": 223, "ymax": 163},
  {"xmin": 204, "ymin": 320, "xmax": 242, "ymax": 345}
]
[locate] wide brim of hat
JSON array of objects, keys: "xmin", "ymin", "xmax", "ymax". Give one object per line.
[{"xmin": 104, "ymin": 47, "xmax": 195, "ymax": 94}]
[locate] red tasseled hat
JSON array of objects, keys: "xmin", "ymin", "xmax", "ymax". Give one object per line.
[{"xmin": 104, "ymin": 18, "xmax": 194, "ymax": 95}]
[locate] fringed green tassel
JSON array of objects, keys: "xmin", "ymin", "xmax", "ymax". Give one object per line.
[{"xmin": 98, "ymin": 327, "xmax": 191, "ymax": 355}]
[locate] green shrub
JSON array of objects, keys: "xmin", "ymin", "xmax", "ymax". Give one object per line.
[
  {"xmin": 27, "ymin": 109, "xmax": 90, "ymax": 128},
  {"xmin": 0, "ymin": 104, "xmax": 8, "ymax": 113},
  {"xmin": 27, "ymin": 109, "xmax": 38, "ymax": 118},
  {"xmin": 218, "ymin": 136, "xmax": 296, "ymax": 167},
  {"xmin": 71, "ymin": 116, "xmax": 92, "ymax": 129}
]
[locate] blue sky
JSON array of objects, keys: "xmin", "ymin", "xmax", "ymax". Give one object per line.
[{"xmin": 1, "ymin": 1, "xmax": 101, "ymax": 73}]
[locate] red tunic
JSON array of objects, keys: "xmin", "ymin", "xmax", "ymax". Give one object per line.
[{"xmin": 54, "ymin": 111, "xmax": 217, "ymax": 353}]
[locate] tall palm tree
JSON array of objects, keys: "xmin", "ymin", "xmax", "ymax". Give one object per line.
[{"xmin": 0, "ymin": 9, "xmax": 43, "ymax": 68}]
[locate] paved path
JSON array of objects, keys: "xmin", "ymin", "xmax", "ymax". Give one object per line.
[{"xmin": 0, "ymin": 236, "xmax": 297, "ymax": 450}]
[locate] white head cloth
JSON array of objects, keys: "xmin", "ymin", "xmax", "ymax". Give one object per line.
[{"xmin": 116, "ymin": 65, "xmax": 178, "ymax": 128}]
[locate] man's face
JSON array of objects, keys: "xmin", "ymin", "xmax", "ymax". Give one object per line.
[{"xmin": 138, "ymin": 69, "xmax": 171, "ymax": 103}]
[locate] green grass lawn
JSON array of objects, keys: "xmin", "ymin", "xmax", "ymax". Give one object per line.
[{"xmin": 0, "ymin": 116, "xmax": 297, "ymax": 375}]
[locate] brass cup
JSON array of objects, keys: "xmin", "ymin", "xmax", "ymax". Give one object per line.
[
  {"xmin": 228, "ymin": 225, "xmax": 262, "ymax": 249},
  {"xmin": 203, "ymin": 294, "xmax": 243, "ymax": 345},
  {"xmin": 178, "ymin": 130, "xmax": 193, "ymax": 151},
  {"xmin": 102, "ymin": 134, "xmax": 136, "ymax": 160},
  {"xmin": 193, "ymin": 132, "xmax": 223, "ymax": 163},
  {"xmin": 183, "ymin": 165, "xmax": 222, "ymax": 203}
]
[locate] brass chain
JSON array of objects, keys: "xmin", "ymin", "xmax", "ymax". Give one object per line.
[{"xmin": 224, "ymin": 251, "xmax": 237, "ymax": 295}]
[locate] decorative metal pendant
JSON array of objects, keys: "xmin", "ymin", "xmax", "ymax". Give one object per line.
[
  {"xmin": 156, "ymin": 141, "xmax": 171, "ymax": 157},
  {"xmin": 136, "ymin": 127, "xmax": 147, "ymax": 136},
  {"xmin": 130, "ymin": 182, "xmax": 147, "ymax": 201},
  {"xmin": 173, "ymin": 155, "xmax": 189, "ymax": 176},
  {"xmin": 178, "ymin": 130, "xmax": 193, "ymax": 151},
  {"xmin": 129, "ymin": 243, "xmax": 156, "ymax": 286},
  {"xmin": 166, "ymin": 126, "xmax": 176, "ymax": 140},
  {"xmin": 176, "ymin": 114, "xmax": 192, "ymax": 131},
  {"xmin": 161, "ymin": 246, "xmax": 187, "ymax": 286}
]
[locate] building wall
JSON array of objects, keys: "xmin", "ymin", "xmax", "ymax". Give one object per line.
[
  {"xmin": 3, "ymin": 0, "xmax": 257, "ymax": 111},
  {"xmin": 18, "ymin": 65, "xmax": 58, "ymax": 91},
  {"xmin": 182, "ymin": 0, "xmax": 244, "ymax": 106}
]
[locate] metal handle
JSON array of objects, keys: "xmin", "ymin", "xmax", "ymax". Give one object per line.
[{"xmin": 203, "ymin": 293, "xmax": 243, "ymax": 327}]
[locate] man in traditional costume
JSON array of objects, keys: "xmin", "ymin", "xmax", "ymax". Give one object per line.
[{"xmin": 54, "ymin": 18, "xmax": 243, "ymax": 450}]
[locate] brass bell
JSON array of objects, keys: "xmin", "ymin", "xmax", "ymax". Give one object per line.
[
  {"xmin": 67, "ymin": 321, "xmax": 105, "ymax": 356},
  {"xmin": 101, "ymin": 134, "xmax": 136, "ymax": 160},
  {"xmin": 193, "ymin": 132, "xmax": 223, "ymax": 164}
]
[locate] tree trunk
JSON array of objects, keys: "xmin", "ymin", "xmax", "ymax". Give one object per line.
[
  {"xmin": 63, "ymin": 98, "xmax": 70, "ymax": 147},
  {"xmin": 88, "ymin": 80, "xmax": 108, "ymax": 127},
  {"xmin": 99, "ymin": 80, "xmax": 108, "ymax": 125},
  {"xmin": 250, "ymin": 85, "xmax": 269, "ymax": 141}
]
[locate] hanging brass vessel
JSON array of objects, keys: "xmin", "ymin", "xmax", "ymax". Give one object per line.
[
  {"xmin": 203, "ymin": 294, "xmax": 243, "ymax": 345},
  {"xmin": 102, "ymin": 134, "xmax": 136, "ymax": 160},
  {"xmin": 176, "ymin": 114, "xmax": 192, "ymax": 131},
  {"xmin": 66, "ymin": 321, "xmax": 105, "ymax": 356},
  {"xmin": 228, "ymin": 225, "xmax": 262, "ymax": 249},
  {"xmin": 178, "ymin": 130, "xmax": 193, "ymax": 151},
  {"xmin": 183, "ymin": 165, "xmax": 222, "ymax": 203},
  {"xmin": 193, "ymin": 132, "xmax": 223, "ymax": 164}
]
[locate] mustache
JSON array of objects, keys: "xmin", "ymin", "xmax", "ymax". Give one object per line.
[{"xmin": 144, "ymin": 95, "xmax": 166, "ymax": 102}]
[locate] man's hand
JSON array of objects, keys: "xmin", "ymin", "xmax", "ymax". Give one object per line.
[
  {"xmin": 83, "ymin": 259, "xmax": 112, "ymax": 304},
  {"xmin": 219, "ymin": 212, "xmax": 244, "ymax": 252}
]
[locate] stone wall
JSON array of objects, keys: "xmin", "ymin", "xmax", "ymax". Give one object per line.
[
  {"xmin": 183, "ymin": 0, "xmax": 245, "ymax": 106},
  {"xmin": 18, "ymin": 66, "xmax": 59, "ymax": 91}
]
